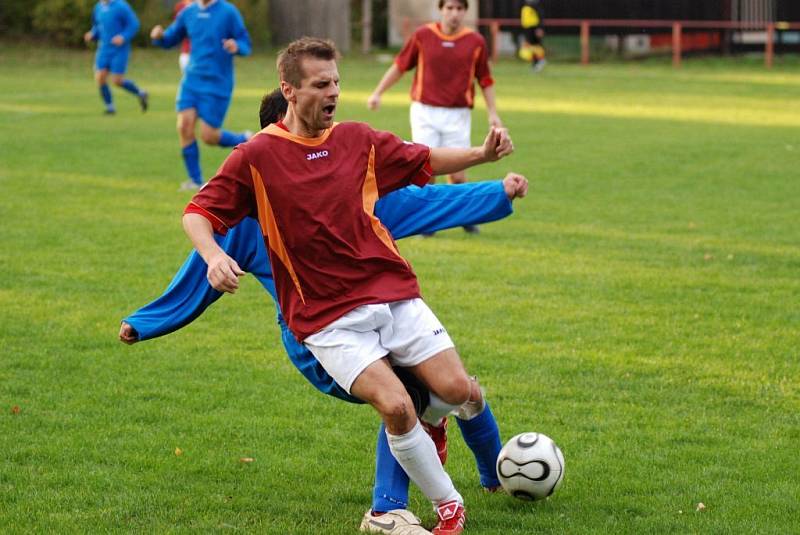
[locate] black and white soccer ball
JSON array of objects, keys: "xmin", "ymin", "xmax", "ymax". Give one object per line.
[{"xmin": 496, "ymin": 432, "xmax": 565, "ymax": 501}]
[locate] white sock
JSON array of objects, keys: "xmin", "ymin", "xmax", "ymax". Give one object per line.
[
  {"xmin": 421, "ymin": 393, "xmax": 460, "ymax": 425},
  {"xmin": 386, "ymin": 421, "xmax": 463, "ymax": 505}
]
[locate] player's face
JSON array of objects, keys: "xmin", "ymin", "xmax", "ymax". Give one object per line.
[
  {"xmin": 440, "ymin": 1, "xmax": 466, "ymax": 33},
  {"xmin": 294, "ymin": 58, "xmax": 340, "ymax": 134}
]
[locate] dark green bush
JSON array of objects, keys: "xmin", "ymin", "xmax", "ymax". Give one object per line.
[{"xmin": 22, "ymin": 0, "xmax": 267, "ymax": 48}]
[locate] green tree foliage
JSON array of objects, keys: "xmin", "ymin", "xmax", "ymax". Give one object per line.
[
  {"xmin": 32, "ymin": 0, "xmax": 97, "ymax": 46},
  {"xmin": 4, "ymin": 0, "xmax": 268, "ymax": 48}
]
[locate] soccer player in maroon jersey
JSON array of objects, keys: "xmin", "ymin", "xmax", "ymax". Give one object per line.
[
  {"xmin": 182, "ymin": 38, "xmax": 521, "ymax": 535},
  {"xmin": 367, "ymin": 0, "xmax": 502, "ymax": 234},
  {"xmin": 173, "ymin": 0, "xmax": 191, "ymax": 72}
]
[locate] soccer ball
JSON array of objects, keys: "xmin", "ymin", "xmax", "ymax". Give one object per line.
[{"xmin": 496, "ymin": 432, "xmax": 565, "ymax": 501}]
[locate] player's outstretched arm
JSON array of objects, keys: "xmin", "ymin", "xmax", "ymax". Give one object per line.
[
  {"xmin": 119, "ymin": 220, "xmax": 268, "ymax": 344},
  {"xmin": 367, "ymin": 63, "xmax": 404, "ymax": 111},
  {"xmin": 119, "ymin": 250, "xmax": 224, "ymax": 344},
  {"xmin": 150, "ymin": 14, "xmax": 186, "ymax": 49},
  {"xmin": 429, "ymin": 126, "xmax": 514, "ymax": 175},
  {"xmin": 376, "ymin": 180, "xmax": 516, "ymax": 239}
]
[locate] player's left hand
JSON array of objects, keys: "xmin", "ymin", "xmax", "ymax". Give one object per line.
[
  {"xmin": 111, "ymin": 34, "xmax": 125, "ymax": 46},
  {"xmin": 502, "ymin": 172, "xmax": 528, "ymax": 200},
  {"xmin": 118, "ymin": 321, "xmax": 139, "ymax": 345},
  {"xmin": 482, "ymin": 127, "xmax": 514, "ymax": 162},
  {"xmin": 222, "ymin": 39, "xmax": 239, "ymax": 54}
]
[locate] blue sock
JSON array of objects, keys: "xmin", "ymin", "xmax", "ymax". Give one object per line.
[
  {"xmin": 218, "ymin": 130, "xmax": 248, "ymax": 147},
  {"xmin": 100, "ymin": 84, "xmax": 114, "ymax": 110},
  {"xmin": 371, "ymin": 423, "xmax": 410, "ymax": 513},
  {"xmin": 181, "ymin": 141, "xmax": 203, "ymax": 185},
  {"xmin": 120, "ymin": 79, "xmax": 142, "ymax": 96},
  {"xmin": 456, "ymin": 401, "xmax": 503, "ymax": 488}
]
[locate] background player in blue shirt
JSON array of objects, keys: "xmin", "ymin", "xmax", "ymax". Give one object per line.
[
  {"xmin": 150, "ymin": 0, "xmax": 253, "ymax": 190},
  {"xmin": 118, "ymin": 89, "xmax": 527, "ymax": 532},
  {"xmin": 83, "ymin": 0, "xmax": 148, "ymax": 115}
]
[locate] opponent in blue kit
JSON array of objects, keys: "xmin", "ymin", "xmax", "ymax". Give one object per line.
[
  {"xmin": 119, "ymin": 90, "xmax": 527, "ymax": 532},
  {"xmin": 83, "ymin": 0, "xmax": 149, "ymax": 115},
  {"xmin": 150, "ymin": 0, "xmax": 253, "ymax": 190}
]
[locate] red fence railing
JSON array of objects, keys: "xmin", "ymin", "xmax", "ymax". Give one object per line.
[{"xmin": 398, "ymin": 18, "xmax": 800, "ymax": 68}]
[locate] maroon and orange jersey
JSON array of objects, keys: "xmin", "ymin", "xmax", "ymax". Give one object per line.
[
  {"xmin": 186, "ymin": 121, "xmax": 433, "ymax": 340},
  {"xmin": 395, "ymin": 22, "xmax": 494, "ymax": 109}
]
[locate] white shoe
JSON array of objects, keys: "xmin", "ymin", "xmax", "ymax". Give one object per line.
[
  {"xmin": 533, "ymin": 58, "xmax": 547, "ymax": 72},
  {"xmin": 244, "ymin": 129, "xmax": 254, "ymax": 140},
  {"xmin": 360, "ymin": 509, "xmax": 431, "ymax": 534},
  {"xmin": 179, "ymin": 180, "xmax": 201, "ymax": 191}
]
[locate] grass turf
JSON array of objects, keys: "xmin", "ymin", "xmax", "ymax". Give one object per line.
[{"xmin": 1, "ymin": 45, "xmax": 799, "ymax": 533}]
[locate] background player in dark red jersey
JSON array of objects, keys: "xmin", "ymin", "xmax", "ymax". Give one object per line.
[
  {"xmin": 173, "ymin": 0, "xmax": 192, "ymax": 72},
  {"xmin": 367, "ymin": 0, "xmax": 502, "ymax": 235}
]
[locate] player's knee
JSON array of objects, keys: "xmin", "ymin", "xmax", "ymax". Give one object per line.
[
  {"xmin": 177, "ymin": 121, "xmax": 194, "ymax": 140},
  {"xmin": 435, "ymin": 374, "xmax": 472, "ymax": 406},
  {"xmin": 111, "ymin": 76, "xmax": 124, "ymax": 86},
  {"xmin": 199, "ymin": 128, "xmax": 218, "ymax": 145},
  {"xmin": 374, "ymin": 390, "xmax": 415, "ymax": 422}
]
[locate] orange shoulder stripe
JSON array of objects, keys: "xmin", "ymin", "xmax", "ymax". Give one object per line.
[
  {"xmin": 250, "ymin": 164, "xmax": 306, "ymax": 305},
  {"xmin": 465, "ymin": 45, "xmax": 482, "ymax": 107},
  {"xmin": 361, "ymin": 145, "xmax": 407, "ymax": 264},
  {"xmin": 414, "ymin": 45, "xmax": 425, "ymax": 102}
]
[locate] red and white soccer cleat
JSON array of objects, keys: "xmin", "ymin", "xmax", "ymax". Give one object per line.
[
  {"xmin": 432, "ymin": 500, "xmax": 465, "ymax": 535},
  {"xmin": 420, "ymin": 418, "xmax": 448, "ymax": 465}
]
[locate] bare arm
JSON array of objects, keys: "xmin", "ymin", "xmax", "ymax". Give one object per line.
[
  {"xmin": 368, "ymin": 63, "xmax": 404, "ymax": 110},
  {"xmin": 429, "ymin": 127, "xmax": 514, "ymax": 175},
  {"xmin": 481, "ymin": 85, "xmax": 502, "ymax": 128},
  {"xmin": 183, "ymin": 213, "xmax": 245, "ymax": 293}
]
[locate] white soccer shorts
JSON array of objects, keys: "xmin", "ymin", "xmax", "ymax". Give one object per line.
[
  {"xmin": 409, "ymin": 101, "xmax": 472, "ymax": 149},
  {"xmin": 303, "ymin": 298, "xmax": 455, "ymax": 394}
]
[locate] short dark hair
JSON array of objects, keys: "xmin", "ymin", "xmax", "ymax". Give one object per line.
[
  {"xmin": 277, "ymin": 37, "xmax": 339, "ymax": 87},
  {"xmin": 259, "ymin": 88, "xmax": 288, "ymax": 128},
  {"xmin": 439, "ymin": 0, "xmax": 468, "ymax": 9}
]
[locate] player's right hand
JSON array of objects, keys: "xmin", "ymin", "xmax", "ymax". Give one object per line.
[
  {"xmin": 118, "ymin": 322, "xmax": 139, "ymax": 345},
  {"xmin": 367, "ymin": 93, "xmax": 381, "ymax": 111},
  {"xmin": 206, "ymin": 253, "xmax": 245, "ymax": 294},
  {"xmin": 502, "ymin": 172, "xmax": 529, "ymax": 200},
  {"xmin": 482, "ymin": 127, "xmax": 514, "ymax": 162},
  {"xmin": 83, "ymin": 31, "xmax": 94, "ymax": 44},
  {"xmin": 150, "ymin": 25, "xmax": 164, "ymax": 40}
]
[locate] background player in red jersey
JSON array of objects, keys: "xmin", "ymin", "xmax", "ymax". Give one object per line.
[
  {"xmin": 367, "ymin": 0, "xmax": 502, "ymax": 233},
  {"xmin": 182, "ymin": 38, "xmax": 521, "ymax": 535},
  {"xmin": 173, "ymin": 0, "xmax": 191, "ymax": 72}
]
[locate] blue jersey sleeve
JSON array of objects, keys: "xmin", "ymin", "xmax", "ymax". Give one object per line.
[
  {"xmin": 123, "ymin": 219, "xmax": 265, "ymax": 340},
  {"xmin": 154, "ymin": 9, "xmax": 187, "ymax": 49},
  {"xmin": 228, "ymin": 6, "xmax": 251, "ymax": 57},
  {"xmin": 375, "ymin": 180, "xmax": 512, "ymax": 239},
  {"xmin": 89, "ymin": 5, "xmax": 99, "ymax": 40},
  {"xmin": 119, "ymin": 1, "xmax": 140, "ymax": 43}
]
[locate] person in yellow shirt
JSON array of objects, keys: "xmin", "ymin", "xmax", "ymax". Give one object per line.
[{"xmin": 520, "ymin": 0, "xmax": 546, "ymax": 72}]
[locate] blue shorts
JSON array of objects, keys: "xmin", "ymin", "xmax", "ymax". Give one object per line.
[
  {"xmin": 95, "ymin": 46, "xmax": 130, "ymax": 75},
  {"xmin": 176, "ymin": 83, "xmax": 231, "ymax": 129}
]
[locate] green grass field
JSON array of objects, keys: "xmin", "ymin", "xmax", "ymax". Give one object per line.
[{"xmin": 1, "ymin": 45, "xmax": 799, "ymax": 533}]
